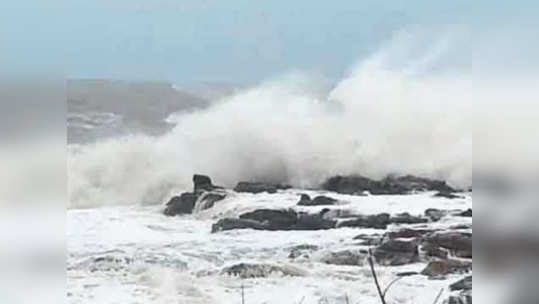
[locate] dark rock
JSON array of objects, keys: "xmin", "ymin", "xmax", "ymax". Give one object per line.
[
  {"xmin": 297, "ymin": 194, "xmax": 311, "ymax": 205},
  {"xmin": 424, "ymin": 232, "xmax": 472, "ymax": 258},
  {"xmin": 389, "ymin": 212, "xmax": 429, "ymax": 224},
  {"xmin": 322, "ymin": 174, "xmax": 456, "ymax": 196},
  {"xmin": 374, "ymin": 239, "xmax": 419, "ymax": 266},
  {"xmin": 196, "ymin": 191, "xmax": 226, "ymax": 210},
  {"xmin": 434, "ymin": 191, "xmax": 464, "ymax": 199},
  {"xmin": 288, "ymin": 244, "xmax": 319, "ymax": 259},
  {"xmin": 337, "ymin": 213, "xmax": 390, "ymax": 229},
  {"xmin": 294, "ymin": 212, "xmax": 336, "ymax": 230},
  {"xmin": 458, "ymin": 209, "xmax": 472, "ymax": 217},
  {"xmin": 353, "ymin": 234, "xmax": 383, "ymax": 246},
  {"xmin": 298, "ymin": 195, "xmax": 337, "ymax": 206},
  {"xmin": 445, "ymin": 290, "xmax": 472, "ymax": 304},
  {"xmin": 421, "ymin": 259, "xmax": 472, "ymax": 277},
  {"xmin": 425, "ymin": 208, "xmax": 448, "ymax": 222},
  {"xmin": 163, "ymin": 193, "xmax": 198, "ymax": 216},
  {"xmin": 319, "ymin": 250, "xmax": 366, "ymax": 266},
  {"xmin": 397, "ymin": 271, "xmax": 419, "ymax": 277},
  {"xmin": 421, "ymin": 242, "xmax": 449, "ymax": 259},
  {"xmin": 211, "ymin": 218, "xmax": 267, "ymax": 233},
  {"xmin": 234, "ymin": 181, "xmax": 291, "ymax": 194},
  {"xmin": 193, "ymin": 174, "xmax": 215, "ymax": 193},
  {"xmin": 221, "ymin": 263, "xmax": 305, "ymax": 278},
  {"xmin": 450, "ymin": 276, "xmax": 472, "ymax": 291},
  {"xmin": 388, "ymin": 228, "xmax": 433, "ymax": 239},
  {"xmin": 239, "ymin": 209, "xmax": 298, "ymax": 230}
]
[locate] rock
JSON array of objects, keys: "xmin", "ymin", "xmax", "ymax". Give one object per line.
[
  {"xmin": 211, "ymin": 218, "xmax": 267, "ymax": 233},
  {"xmin": 322, "ymin": 175, "xmax": 407, "ymax": 195},
  {"xmin": 389, "ymin": 212, "xmax": 429, "ymax": 224},
  {"xmin": 193, "ymin": 174, "xmax": 215, "ymax": 193},
  {"xmin": 239, "ymin": 209, "xmax": 298, "ymax": 230},
  {"xmin": 163, "ymin": 192, "xmax": 198, "ymax": 216},
  {"xmin": 195, "ymin": 191, "xmax": 226, "ymax": 211},
  {"xmin": 297, "ymin": 194, "xmax": 311, "ymax": 205},
  {"xmin": 319, "ymin": 250, "xmax": 366, "ymax": 266},
  {"xmin": 221, "ymin": 263, "xmax": 305, "ymax": 278},
  {"xmin": 384, "ymin": 175, "xmax": 457, "ymax": 193},
  {"xmin": 421, "ymin": 259, "xmax": 472, "ymax": 277},
  {"xmin": 450, "ymin": 276, "xmax": 472, "ymax": 291},
  {"xmin": 298, "ymin": 195, "xmax": 338, "ymax": 206},
  {"xmin": 374, "ymin": 239, "xmax": 419, "ymax": 266},
  {"xmin": 397, "ymin": 271, "xmax": 419, "ymax": 277},
  {"xmin": 434, "ymin": 191, "xmax": 464, "ymax": 199},
  {"xmin": 458, "ymin": 209, "xmax": 472, "ymax": 217},
  {"xmin": 388, "ymin": 228, "xmax": 433, "ymax": 239},
  {"xmin": 353, "ymin": 234, "xmax": 383, "ymax": 246},
  {"xmin": 337, "ymin": 213, "xmax": 390, "ymax": 229},
  {"xmin": 234, "ymin": 181, "xmax": 291, "ymax": 194},
  {"xmin": 424, "ymin": 232, "xmax": 472, "ymax": 258},
  {"xmin": 294, "ymin": 212, "xmax": 336, "ymax": 230},
  {"xmin": 321, "ymin": 174, "xmax": 456, "ymax": 195},
  {"xmin": 288, "ymin": 244, "xmax": 319, "ymax": 259},
  {"xmin": 445, "ymin": 290, "xmax": 472, "ymax": 304},
  {"xmin": 425, "ymin": 208, "xmax": 448, "ymax": 222},
  {"xmin": 421, "ymin": 242, "xmax": 449, "ymax": 259}
]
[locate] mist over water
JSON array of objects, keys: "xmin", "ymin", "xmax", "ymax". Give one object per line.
[{"xmin": 68, "ymin": 29, "xmax": 472, "ymax": 208}]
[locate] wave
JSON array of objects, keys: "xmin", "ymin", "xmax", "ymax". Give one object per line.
[{"xmin": 68, "ymin": 28, "xmax": 472, "ymax": 208}]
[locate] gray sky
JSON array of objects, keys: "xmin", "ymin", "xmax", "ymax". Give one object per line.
[{"xmin": 1, "ymin": 0, "xmax": 533, "ymax": 83}]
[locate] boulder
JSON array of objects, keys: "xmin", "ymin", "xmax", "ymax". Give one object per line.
[
  {"xmin": 298, "ymin": 195, "xmax": 338, "ymax": 206},
  {"xmin": 163, "ymin": 193, "xmax": 198, "ymax": 216},
  {"xmin": 389, "ymin": 212, "xmax": 429, "ymax": 224},
  {"xmin": 374, "ymin": 239, "xmax": 419, "ymax": 266},
  {"xmin": 288, "ymin": 244, "xmax": 319, "ymax": 259},
  {"xmin": 297, "ymin": 194, "xmax": 311, "ymax": 205},
  {"xmin": 337, "ymin": 213, "xmax": 390, "ymax": 229},
  {"xmin": 221, "ymin": 263, "xmax": 305, "ymax": 278},
  {"xmin": 425, "ymin": 208, "xmax": 448, "ymax": 222},
  {"xmin": 234, "ymin": 181, "xmax": 291, "ymax": 194},
  {"xmin": 458, "ymin": 209, "xmax": 472, "ymax": 217},
  {"xmin": 195, "ymin": 191, "xmax": 226, "ymax": 211},
  {"xmin": 193, "ymin": 174, "xmax": 215, "ymax": 193},
  {"xmin": 445, "ymin": 290, "xmax": 472, "ymax": 304},
  {"xmin": 424, "ymin": 232, "xmax": 472, "ymax": 258},
  {"xmin": 211, "ymin": 218, "xmax": 267, "ymax": 233},
  {"xmin": 434, "ymin": 191, "xmax": 464, "ymax": 199},
  {"xmin": 321, "ymin": 174, "xmax": 456, "ymax": 195},
  {"xmin": 239, "ymin": 209, "xmax": 298, "ymax": 230},
  {"xmin": 294, "ymin": 212, "xmax": 336, "ymax": 230},
  {"xmin": 388, "ymin": 228, "xmax": 433, "ymax": 239},
  {"xmin": 421, "ymin": 259, "xmax": 472, "ymax": 277},
  {"xmin": 319, "ymin": 249, "xmax": 366, "ymax": 266},
  {"xmin": 450, "ymin": 276, "xmax": 472, "ymax": 291}
]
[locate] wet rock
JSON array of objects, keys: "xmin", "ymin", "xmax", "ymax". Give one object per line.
[
  {"xmin": 239, "ymin": 209, "xmax": 297, "ymax": 230},
  {"xmin": 164, "ymin": 193, "xmax": 198, "ymax": 216},
  {"xmin": 211, "ymin": 218, "xmax": 266, "ymax": 232},
  {"xmin": 434, "ymin": 191, "xmax": 464, "ymax": 199},
  {"xmin": 421, "ymin": 242, "xmax": 449, "ymax": 259},
  {"xmin": 294, "ymin": 212, "xmax": 336, "ymax": 230},
  {"xmin": 337, "ymin": 213, "xmax": 390, "ymax": 229},
  {"xmin": 233, "ymin": 181, "xmax": 291, "ymax": 194},
  {"xmin": 425, "ymin": 208, "xmax": 448, "ymax": 222},
  {"xmin": 193, "ymin": 174, "xmax": 216, "ymax": 193},
  {"xmin": 321, "ymin": 174, "xmax": 456, "ymax": 195},
  {"xmin": 445, "ymin": 290, "xmax": 472, "ymax": 304},
  {"xmin": 389, "ymin": 212, "xmax": 429, "ymax": 224},
  {"xmin": 353, "ymin": 234, "xmax": 383, "ymax": 246},
  {"xmin": 319, "ymin": 249, "xmax": 366, "ymax": 266},
  {"xmin": 297, "ymin": 195, "xmax": 337, "ymax": 206},
  {"xmin": 389, "ymin": 228, "xmax": 433, "ymax": 239},
  {"xmin": 421, "ymin": 259, "xmax": 472, "ymax": 277},
  {"xmin": 196, "ymin": 191, "xmax": 226, "ymax": 210},
  {"xmin": 374, "ymin": 239, "xmax": 419, "ymax": 266},
  {"xmin": 424, "ymin": 232, "xmax": 472, "ymax": 258},
  {"xmin": 221, "ymin": 263, "xmax": 305, "ymax": 278},
  {"xmin": 397, "ymin": 271, "xmax": 419, "ymax": 277},
  {"xmin": 450, "ymin": 276, "xmax": 472, "ymax": 291},
  {"xmin": 288, "ymin": 244, "xmax": 319, "ymax": 259},
  {"xmin": 458, "ymin": 209, "xmax": 472, "ymax": 217}
]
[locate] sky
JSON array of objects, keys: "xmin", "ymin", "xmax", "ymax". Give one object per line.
[{"xmin": 0, "ymin": 0, "xmax": 535, "ymax": 83}]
